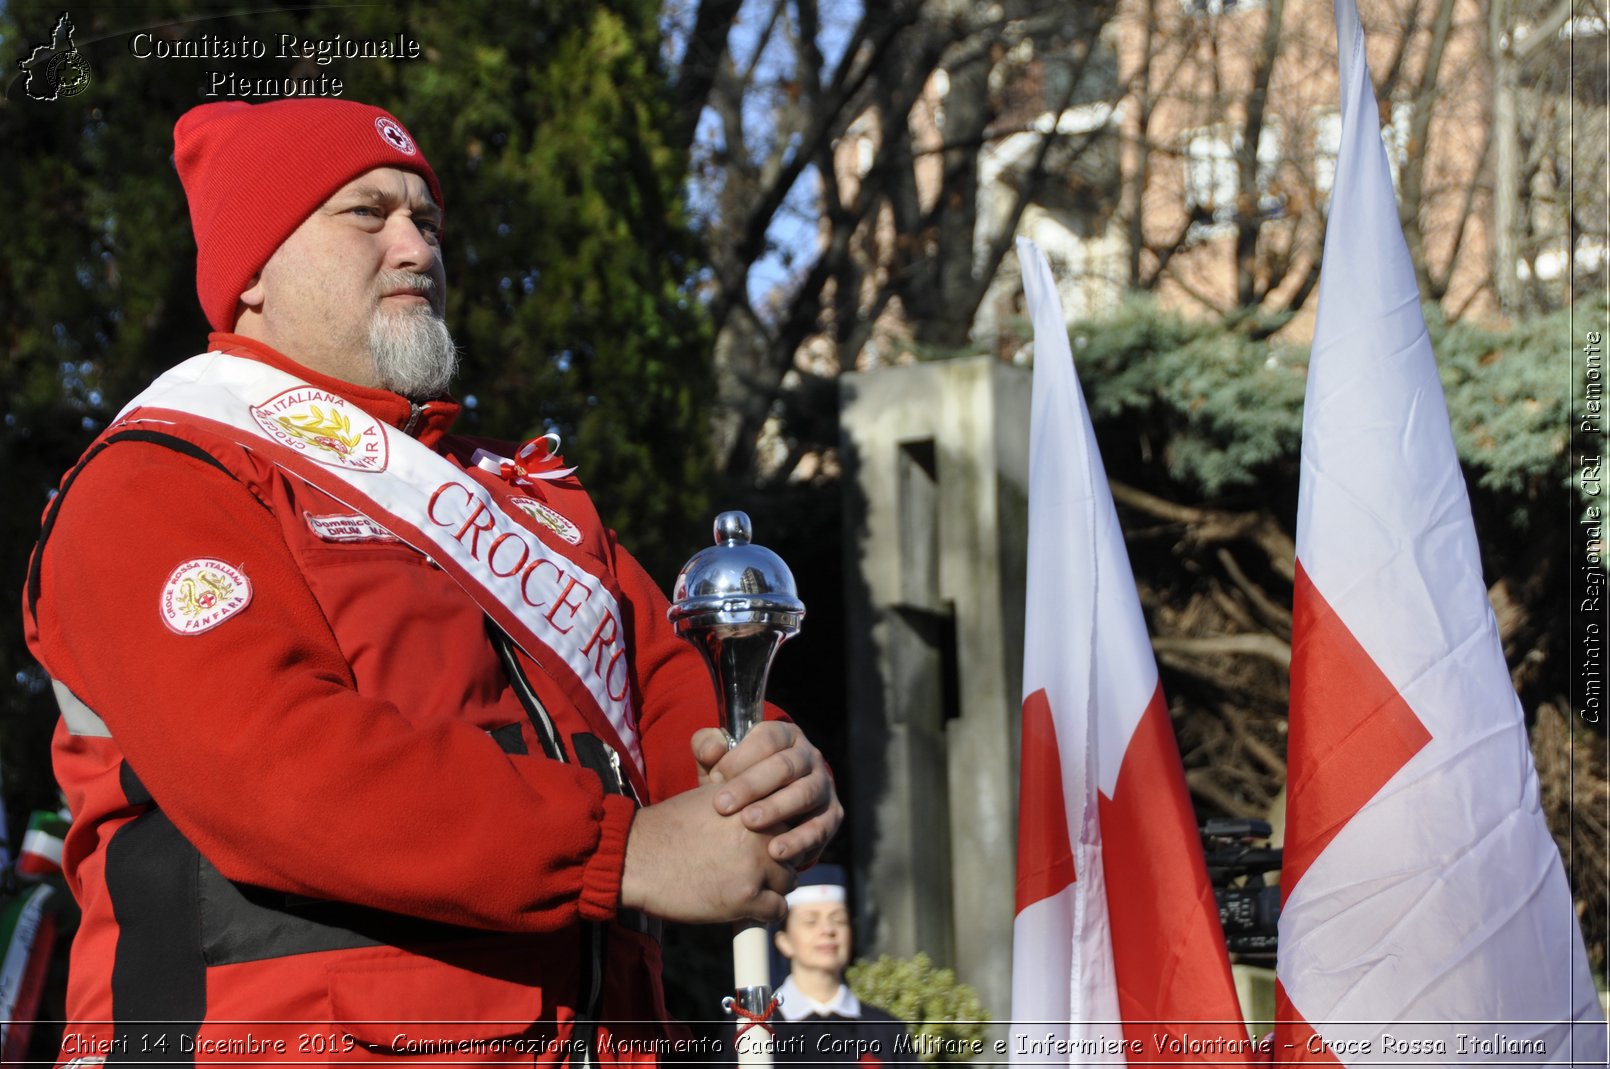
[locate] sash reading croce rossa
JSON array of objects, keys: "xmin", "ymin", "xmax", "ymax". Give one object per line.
[{"xmin": 112, "ymin": 352, "xmax": 648, "ymax": 788}]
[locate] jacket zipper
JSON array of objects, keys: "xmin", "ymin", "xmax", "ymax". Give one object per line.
[
  {"xmin": 606, "ymin": 748, "xmax": 629, "ymax": 797},
  {"xmin": 484, "ymin": 618, "xmax": 611, "ymax": 1069},
  {"xmin": 401, "ymin": 402, "xmax": 427, "ymax": 437}
]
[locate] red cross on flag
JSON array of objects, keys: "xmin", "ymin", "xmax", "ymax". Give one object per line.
[
  {"xmin": 1011, "ymin": 239, "xmax": 1248, "ymax": 1064},
  {"xmin": 1274, "ymin": 2, "xmax": 1606, "ymax": 1063}
]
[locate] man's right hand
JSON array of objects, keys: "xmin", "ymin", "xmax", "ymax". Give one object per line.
[
  {"xmin": 692, "ymin": 722, "xmax": 842, "ymax": 871},
  {"xmin": 618, "ymin": 783, "xmax": 796, "ymax": 924}
]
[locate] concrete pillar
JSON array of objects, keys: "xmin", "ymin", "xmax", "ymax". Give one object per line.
[{"xmin": 839, "ymin": 356, "xmax": 1030, "ymax": 1019}]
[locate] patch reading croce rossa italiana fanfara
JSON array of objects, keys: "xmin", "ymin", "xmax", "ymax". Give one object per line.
[
  {"xmin": 249, "ymin": 387, "xmax": 390, "ymax": 472},
  {"xmin": 159, "ymin": 559, "xmax": 253, "ymax": 634}
]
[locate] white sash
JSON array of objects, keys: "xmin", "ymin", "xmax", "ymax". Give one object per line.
[{"xmin": 117, "ymin": 352, "xmax": 646, "ymax": 779}]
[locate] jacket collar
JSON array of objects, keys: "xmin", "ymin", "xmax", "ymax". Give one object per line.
[{"xmin": 207, "ymin": 332, "xmax": 461, "ymax": 448}]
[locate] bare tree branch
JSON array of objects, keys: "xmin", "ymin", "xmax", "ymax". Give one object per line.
[
  {"xmin": 1216, "ymin": 547, "xmax": 1293, "ymax": 637},
  {"xmin": 712, "ymin": 6, "xmax": 922, "ymax": 336},
  {"xmin": 1186, "ymin": 768, "xmax": 1265, "ymax": 819},
  {"xmin": 1235, "ymin": 0, "xmax": 1284, "ymax": 308},
  {"xmin": 1153, "ymin": 633, "xmax": 1292, "ymax": 669},
  {"xmin": 671, "ymin": 0, "xmax": 746, "ymax": 152},
  {"xmin": 1110, "ymin": 479, "xmax": 1297, "ymax": 581},
  {"xmin": 1427, "ymin": 123, "xmax": 1489, "ymax": 303},
  {"xmin": 1216, "ymin": 701, "xmax": 1287, "ymax": 779},
  {"xmin": 1126, "ymin": 0, "xmax": 1159, "ymax": 289},
  {"xmin": 1399, "ymin": 0, "xmax": 1458, "ymax": 299},
  {"xmin": 1374, "ymin": 0, "xmax": 1423, "ymax": 101},
  {"xmin": 1512, "ymin": 0, "xmax": 1576, "ymax": 64}
]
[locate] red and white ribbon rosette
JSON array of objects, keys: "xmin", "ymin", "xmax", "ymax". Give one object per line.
[{"xmin": 472, "ymin": 433, "xmax": 576, "ymax": 490}]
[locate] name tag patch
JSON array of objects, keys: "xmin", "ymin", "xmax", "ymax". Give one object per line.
[{"xmin": 304, "ymin": 512, "xmax": 400, "ymax": 544}]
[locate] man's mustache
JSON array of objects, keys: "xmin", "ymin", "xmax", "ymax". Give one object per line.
[{"xmin": 376, "ymin": 271, "xmax": 440, "ymax": 303}]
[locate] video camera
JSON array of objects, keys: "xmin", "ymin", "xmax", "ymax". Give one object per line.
[{"xmin": 1200, "ymin": 817, "xmax": 1281, "ymax": 964}]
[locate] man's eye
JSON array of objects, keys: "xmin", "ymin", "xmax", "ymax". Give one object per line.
[{"xmin": 350, "ymin": 206, "xmax": 379, "ymax": 218}]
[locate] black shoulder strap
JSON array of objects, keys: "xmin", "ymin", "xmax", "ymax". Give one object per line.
[
  {"xmin": 485, "ymin": 615, "xmax": 568, "ymax": 763},
  {"xmin": 25, "ymin": 428, "xmax": 250, "ymax": 619}
]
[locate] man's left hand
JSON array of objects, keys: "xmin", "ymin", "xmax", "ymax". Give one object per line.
[{"xmin": 692, "ymin": 721, "xmax": 842, "ymax": 870}]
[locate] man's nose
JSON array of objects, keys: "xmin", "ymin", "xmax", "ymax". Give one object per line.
[{"xmin": 385, "ymin": 215, "xmax": 438, "ymax": 272}]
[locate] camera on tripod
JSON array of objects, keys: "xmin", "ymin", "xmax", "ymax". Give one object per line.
[{"xmin": 1200, "ymin": 817, "xmax": 1282, "ymax": 965}]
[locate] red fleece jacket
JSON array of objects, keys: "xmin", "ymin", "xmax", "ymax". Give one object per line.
[{"xmin": 22, "ymin": 335, "xmax": 729, "ymax": 1062}]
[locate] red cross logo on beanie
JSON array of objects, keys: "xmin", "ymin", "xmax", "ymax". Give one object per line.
[{"xmin": 374, "ymin": 116, "xmax": 417, "ymax": 156}]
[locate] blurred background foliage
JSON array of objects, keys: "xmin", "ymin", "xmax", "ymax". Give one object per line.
[{"xmin": 846, "ymin": 952, "xmax": 989, "ymax": 1063}]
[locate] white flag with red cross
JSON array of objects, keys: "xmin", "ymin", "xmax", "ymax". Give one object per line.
[
  {"xmin": 1011, "ymin": 238, "xmax": 1249, "ymax": 1064},
  {"xmin": 1273, "ymin": 1, "xmax": 1606, "ymax": 1063}
]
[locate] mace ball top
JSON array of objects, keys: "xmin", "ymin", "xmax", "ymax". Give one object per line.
[
  {"xmin": 669, "ymin": 510, "xmax": 804, "ymax": 636},
  {"xmin": 715, "ymin": 511, "xmax": 752, "ymax": 546}
]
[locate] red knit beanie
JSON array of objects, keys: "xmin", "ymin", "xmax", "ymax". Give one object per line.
[{"xmin": 174, "ymin": 98, "xmax": 444, "ymax": 332}]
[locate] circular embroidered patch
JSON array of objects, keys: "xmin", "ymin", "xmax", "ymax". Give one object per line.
[
  {"xmin": 375, "ymin": 116, "xmax": 417, "ymax": 156},
  {"xmin": 511, "ymin": 498, "xmax": 583, "ymax": 545},
  {"xmin": 249, "ymin": 386, "xmax": 390, "ymax": 472},
  {"xmin": 160, "ymin": 559, "xmax": 252, "ymax": 635}
]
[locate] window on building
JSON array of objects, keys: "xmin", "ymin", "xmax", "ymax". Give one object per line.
[
  {"xmin": 1182, "ymin": 120, "xmax": 1283, "ymax": 234},
  {"xmin": 1314, "ymin": 102, "xmax": 1412, "ymax": 195}
]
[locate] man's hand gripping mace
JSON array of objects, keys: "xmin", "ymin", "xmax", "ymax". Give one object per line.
[{"xmin": 670, "ymin": 512, "xmax": 804, "ymax": 1068}]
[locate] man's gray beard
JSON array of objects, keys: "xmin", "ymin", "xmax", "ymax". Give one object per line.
[{"xmin": 369, "ymin": 306, "xmax": 459, "ymax": 400}]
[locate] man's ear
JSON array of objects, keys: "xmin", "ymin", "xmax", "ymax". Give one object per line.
[{"xmin": 239, "ymin": 274, "xmax": 265, "ymax": 312}]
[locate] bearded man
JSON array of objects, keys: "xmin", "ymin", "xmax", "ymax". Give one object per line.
[{"xmin": 23, "ymin": 98, "xmax": 840, "ymax": 1066}]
